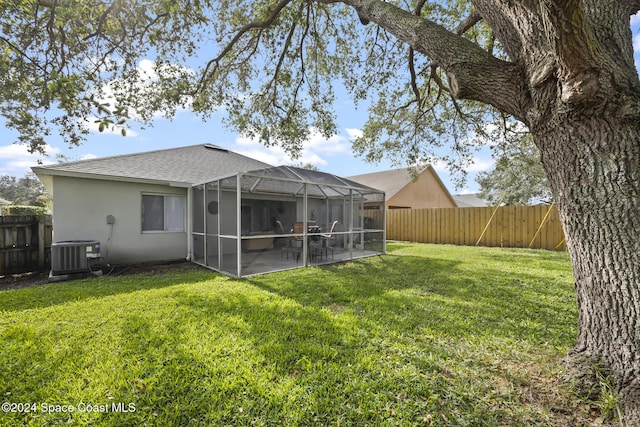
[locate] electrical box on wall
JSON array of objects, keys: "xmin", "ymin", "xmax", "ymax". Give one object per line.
[{"xmin": 106, "ymin": 215, "xmax": 115, "ymax": 224}]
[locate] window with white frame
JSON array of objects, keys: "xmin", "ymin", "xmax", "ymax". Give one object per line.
[{"xmin": 142, "ymin": 194, "xmax": 185, "ymax": 232}]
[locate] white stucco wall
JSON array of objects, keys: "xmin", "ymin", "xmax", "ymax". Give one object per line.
[{"xmin": 51, "ymin": 176, "xmax": 188, "ymax": 265}]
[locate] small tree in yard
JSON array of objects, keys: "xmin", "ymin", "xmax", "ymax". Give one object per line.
[
  {"xmin": 477, "ymin": 132, "xmax": 552, "ymax": 206},
  {"xmin": 1, "ymin": 0, "xmax": 639, "ymax": 421}
]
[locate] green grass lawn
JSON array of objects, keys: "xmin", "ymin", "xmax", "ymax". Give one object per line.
[{"xmin": 0, "ymin": 243, "xmax": 589, "ymax": 426}]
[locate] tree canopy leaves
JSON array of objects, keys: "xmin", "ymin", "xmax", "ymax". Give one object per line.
[
  {"xmin": 0, "ymin": 173, "xmax": 50, "ymax": 206},
  {"xmin": 476, "ymin": 132, "xmax": 551, "ymax": 206},
  {"xmin": 4, "ymin": 0, "xmax": 640, "ymax": 421},
  {"xmin": 0, "ymin": 0, "xmax": 507, "ymax": 169}
]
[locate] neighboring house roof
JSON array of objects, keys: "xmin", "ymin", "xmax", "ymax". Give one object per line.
[
  {"xmin": 348, "ymin": 167, "xmax": 419, "ymax": 200},
  {"xmin": 0, "ymin": 197, "xmax": 11, "ymax": 206},
  {"xmin": 453, "ymin": 193, "xmax": 489, "ymax": 207},
  {"xmin": 348, "ymin": 166, "xmax": 457, "ymax": 207},
  {"xmin": 32, "ymin": 144, "xmax": 272, "ymax": 187}
]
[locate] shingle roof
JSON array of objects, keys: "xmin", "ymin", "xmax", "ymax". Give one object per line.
[
  {"xmin": 347, "ymin": 167, "xmax": 423, "ymax": 199},
  {"xmin": 348, "ymin": 165, "xmax": 456, "ymax": 206},
  {"xmin": 32, "ymin": 144, "xmax": 272, "ymax": 186},
  {"xmin": 452, "ymin": 193, "xmax": 488, "ymax": 207}
]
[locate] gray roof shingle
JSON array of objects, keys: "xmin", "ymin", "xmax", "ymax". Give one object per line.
[
  {"xmin": 32, "ymin": 144, "xmax": 272, "ymax": 186},
  {"xmin": 347, "ymin": 167, "xmax": 422, "ymax": 199}
]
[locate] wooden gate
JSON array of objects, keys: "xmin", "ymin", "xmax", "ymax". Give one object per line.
[{"xmin": 0, "ymin": 215, "xmax": 53, "ymax": 274}]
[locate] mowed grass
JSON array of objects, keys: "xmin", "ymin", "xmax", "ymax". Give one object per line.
[{"xmin": 0, "ymin": 243, "xmax": 583, "ymax": 426}]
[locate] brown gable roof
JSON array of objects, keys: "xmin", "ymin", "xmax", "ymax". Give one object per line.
[
  {"xmin": 348, "ymin": 166, "xmax": 457, "ymax": 206},
  {"xmin": 348, "ymin": 167, "xmax": 423, "ymax": 199}
]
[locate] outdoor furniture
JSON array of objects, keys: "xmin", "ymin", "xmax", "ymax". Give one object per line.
[
  {"xmin": 291, "ymin": 222, "xmax": 324, "ymax": 263},
  {"xmin": 242, "ymin": 231, "xmax": 275, "ymax": 251},
  {"xmin": 189, "ymin": 165, "xmax": 385, "ymax": 277},
  {"xmin": 276, "ymin": 220, "xmax": 295, "ymax": 259},
  {"xmin": 308, "ymin": 225, "xmax": 323, "ymax": 261},
  {"xmin": 318, "ymin": 221, "xmax": 338, "ymax": 260}
]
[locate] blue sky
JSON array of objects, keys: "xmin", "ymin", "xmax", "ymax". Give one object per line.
[{"xmin": 2, "ymin": 13, "xmax": 640, "ymax": 195}]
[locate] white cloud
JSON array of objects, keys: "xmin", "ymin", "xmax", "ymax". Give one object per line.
[
  {"xmin": 466, "ymin": 157, "xmax": 495, "ymax": 173},
  {"xmin": 234, "ymin": 135, "xmax": 261, "ymax": 147},
  {"xmin": 631, "ymin": 11, "xmax": 640, "ymax": 28},
  {"xmin": 0, "ymin": 144, "xmax": 59, "ymax": 176},
  {"xmin": 457, "ymin": 188, "xmax": 476, "ymax": 195},
  {"xmin": 345, "ymin": 128, "xmax": 363, "ymax": 139},
  {"xmin": 234, "ymin": 143, "xmax": 292, "ymax": 166},
  {"xmin": 430, "ymin": 155, "xmax": 493, "ymax": 174},
  {"xmin": 232, "ymin": 128, "xmax": 355, "ymax": 169},
  {"xmin": 304, "ymin": 128, "xmax": 350, "ymax": 155}
]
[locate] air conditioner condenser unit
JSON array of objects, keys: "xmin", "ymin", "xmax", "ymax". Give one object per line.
[{"xmin": 51, "ymin": 240, "xmax": 101, "ymax": 275}]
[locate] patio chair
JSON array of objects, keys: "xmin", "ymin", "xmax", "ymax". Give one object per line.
[
  {"xmin": 291, "ymin": 221, "xmax": 322, "ymax": 263},
  {"xmin": 276, "ymin": 220, "xmax": 295, "ymax": 259},
  {"xmin": 319, "ymin": 221, "xmax": 338, "ymax": 260}
]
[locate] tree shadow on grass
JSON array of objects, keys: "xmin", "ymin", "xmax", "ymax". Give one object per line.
[
  {"xmin": 106, "ymin": 288, "xmax": 368, "ymax": 425},
  {"xmin": 147, "ymin": 284, "xmax": 478, "ymax": 425},
  {"xmin": 0, "ymin": 251, "xmax": 579, "ymax": 425},
  {"xmin": 246, "ymin": 252, "xmax": 577, "ymax": 347},
  {"xmin": 0, "ymin": 263, "xmax": 218, "ymax": 312},
  {"xmin": 129, "ymin": 253, "xmax": 577, "ymax": 424}
]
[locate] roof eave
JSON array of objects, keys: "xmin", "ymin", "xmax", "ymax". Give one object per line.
[{"xmin": 31, "ymin": 167, "xmax": 191, "ymax": 188}]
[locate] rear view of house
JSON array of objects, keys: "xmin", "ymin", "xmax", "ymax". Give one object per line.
[
  {"xmin": 32, "ymin": 144, "xmax": 271, "ymax": 268},
  {"xmin": 33, "ymin": 144, "xmax": 385, "ymax": 278}
]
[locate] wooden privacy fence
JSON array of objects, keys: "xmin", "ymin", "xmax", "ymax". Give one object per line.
[
  {"xmin": 0, "ymin": 215, "xmax": 53, "ymax": 274},
  {"xmin": 386, "ymin": 205, "xmax": 566, "ymax": 251}
]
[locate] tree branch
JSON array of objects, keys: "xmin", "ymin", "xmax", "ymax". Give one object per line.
[
  {"xmin": 406, "ymin": 0, "xmax": 428, "ymax": 108},
  {"xmin": 0, "ymin": 35, "xmax": 47, "ymax": 75},
  {"xmin": 83, "ymin": 4, "xmax": 115, "ymax": 41},
  {"xmin": 454, "ymin": 10, "xmax": 482, "ymax": 35},
  {"xmin": 408, "ymin": 48, "xmax": 421, "ymax": 105},
  {"xmin": 540, "ymin": 0, "xmax": 600, "ymax": 104},
  {"xmin": 196, "ymin": 0, "xmax": 294, "ymax": 94},
  {"xmin": 338, "ymin": 0, "xmax": 529, "ymax": 121}
]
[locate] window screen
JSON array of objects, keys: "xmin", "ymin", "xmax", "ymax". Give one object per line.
[
  {"xmin": 165, "ymin": 196, "xmax": 185, "ymax": 231},
  {"xmin": 142, "ymin": 194, "xmax": 184, "ymax": 232}
]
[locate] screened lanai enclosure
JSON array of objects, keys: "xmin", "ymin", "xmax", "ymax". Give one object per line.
[{"xmin": 191, "ymin": 166, "xmax": 385, "ymax": 277}]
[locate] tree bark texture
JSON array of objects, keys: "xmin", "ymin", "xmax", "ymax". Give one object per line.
[{"xmin": 535, "ymin": 111, "xmax": 640, "ymax": 421}]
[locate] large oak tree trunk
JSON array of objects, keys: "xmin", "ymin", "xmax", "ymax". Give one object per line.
[{"xmin": 534, "ymin": 112, "xmax": 640, "ymax": 422}]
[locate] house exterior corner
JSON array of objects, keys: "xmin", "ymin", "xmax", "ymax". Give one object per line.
[{"xmin": 50, "ymin": 175, "xmax": 189, "ymax": 265}]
